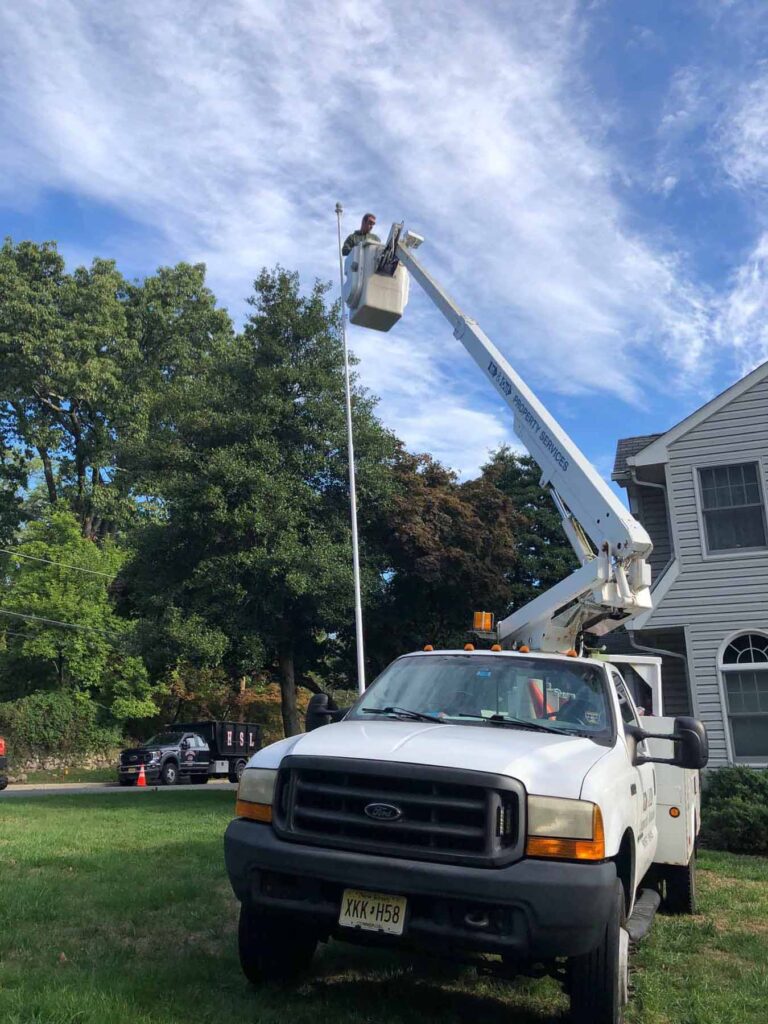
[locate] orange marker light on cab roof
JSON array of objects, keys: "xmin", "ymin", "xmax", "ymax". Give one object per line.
[
  {"xmin": 518, "ymin": 645, "xmax": 530, "ymax": 653},
  {"xmin": 491, "ymin": 644, "xmax": 502, "ymax": 652},
  {"xmin": 464, "ymin": 643, "xmax": 475, "ymax": 651},
  {"xmin": 565, "ymin": 649, "xmax": 578, "ymax": 658},
  {"xmin": 423, "ymin": 644, "xmax": 434, "ymax": 652}
]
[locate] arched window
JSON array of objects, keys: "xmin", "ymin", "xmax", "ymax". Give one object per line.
[{"xmin": 720, "ymin": 632, "xmax": 768, "ymax": 762}]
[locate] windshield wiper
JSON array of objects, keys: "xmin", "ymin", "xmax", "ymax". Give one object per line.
[
  {"xmin": 362, "ymin": 706, "xmax": 445, "ymax": 724},
  {"xmin": 456, "ymin": 713, "xmax": 561, "ymax": 733}
]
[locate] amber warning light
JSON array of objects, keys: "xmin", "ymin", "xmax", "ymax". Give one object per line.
[{"xmin": 473, "ymin": 611, "xmax": 494, "ymax": 631}]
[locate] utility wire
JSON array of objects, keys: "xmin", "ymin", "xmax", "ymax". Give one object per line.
[
  {"xmin": 0, "ymin": 547, "xmax": 118, "ymax": 579},
  {"xmin": 0, "ymin": 608, "xmax": 118, "ymax": 638}
]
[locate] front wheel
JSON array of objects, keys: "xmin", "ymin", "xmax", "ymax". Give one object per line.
[
  {"xmin": 569, "ymin": 880, "xmax": 628, "ymax": 1024},
  {"xmin": 238, "ymin": 905, "xmax": 317, "ymax": 985},
  {"xmin": 160, "ymin": 761, "xmax": 178, "ymax": 786},
  {"xmin": 662, "ymin": 854, "xmax": 697, "ymax": 915}
]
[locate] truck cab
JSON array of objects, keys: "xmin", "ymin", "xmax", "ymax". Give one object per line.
[{"xmin": 225, "ymin": 646, "xmax": 706, "ymax": 1024}]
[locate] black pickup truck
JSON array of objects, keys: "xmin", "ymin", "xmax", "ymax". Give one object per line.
[
  {"xmin": 118, "ymin": 720, "xmax": 262, "ymax": 786},
  {"xmin": 0, "ymin": 735, "xmax": 7, "ymax": 791}
]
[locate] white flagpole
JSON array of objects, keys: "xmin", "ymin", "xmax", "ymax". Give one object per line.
[{"xmin": 335, "ymin": 203, "xmax": 366, "ymax": 694}]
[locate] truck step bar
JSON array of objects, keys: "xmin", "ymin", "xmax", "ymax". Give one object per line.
[{"xmin": 626, "ymin": 888, "xmax": 661, "ymax": 943}]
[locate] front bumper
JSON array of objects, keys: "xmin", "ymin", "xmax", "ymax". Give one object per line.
[
  {"xmin": 224, "ymin": 819, "xmax": 616, "ymax": 959},
  {"xmin": 118, "ymin": 764, "xmax": 161, "ymax": 780}
]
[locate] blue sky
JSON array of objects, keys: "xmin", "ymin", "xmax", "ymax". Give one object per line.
[{"xmin": 3, "ymin": 0, "xmax": 768, "ymax": 481}]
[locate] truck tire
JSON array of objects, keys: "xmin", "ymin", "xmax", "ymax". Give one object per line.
[
  {"xmin": 191, "ymin": 775, "xmax": 209, "ymax": 785},
  {"xmin": 238, "ymin": 904, "xmax": 317, "ymax": 985},
  {"xmin": 569, "ymin": 880, "xmax": 628, "ymax": 1024},
  {"xmin": 662, "ymin": 855, "xmax": 696, "ymax": 915},
  {"xmin": 160, "ymin": 761, "xmax": 179, "ymax": 786},
  {"xmin": 0, "ymin": 778, "xmax": 7, "ymax": 791},
  {"xmin": 228, "ymin": 758, "xmax": 247, "ymax": 784}
]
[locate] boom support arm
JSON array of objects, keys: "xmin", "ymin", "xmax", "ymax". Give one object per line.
[{"xmin": 387, "ymin": 228, "xmax": 653, "ymax": 651}]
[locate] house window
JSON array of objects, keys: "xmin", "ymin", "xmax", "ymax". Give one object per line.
[
  {"xmin": 699, "ymin": 463, "xmax": 767, "ymax": 552},
  {"xmin": 720, "ymin": 633, "xmax": 768, "ymax": 761}
]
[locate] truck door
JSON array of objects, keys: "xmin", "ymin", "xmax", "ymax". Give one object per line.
[
  {"xmin": 192, "ymin": 734, "xmax": 210, "ymax": 776},
  {"xmin": 609, "ymin": 668, "xmax": 658, "ymax": 886}
]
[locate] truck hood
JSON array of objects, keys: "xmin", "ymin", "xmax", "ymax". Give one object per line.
[{"xmin": 256, "ymin": 719, "xmax": 611, "ymax": 799}]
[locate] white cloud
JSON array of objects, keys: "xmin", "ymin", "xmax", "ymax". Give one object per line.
[{"xmin": 0, "ymin": 0, "xmax": 716, "ymax": 474}]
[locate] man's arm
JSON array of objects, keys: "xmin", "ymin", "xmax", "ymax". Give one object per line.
[{"xmin": 342, "ymin": 232, "xmax": 357, "ymax": 256}]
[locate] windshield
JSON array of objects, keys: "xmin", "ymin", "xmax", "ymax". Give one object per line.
[
  {"xmin": 143, "ymin": 732, "xmax": 184, "ymax": 746},
  {"xmin": 350, "ymin": 654, "xmax": 614, "ymax": 742}
]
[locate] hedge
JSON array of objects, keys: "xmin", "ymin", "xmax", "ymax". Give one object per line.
[
  {"xmin": 700, "ymin": 766, "xmax": 768, "ymax": 855},
  {"xmin": 0, "ymin": 691, "xmax": 122, "ymax": 762}
]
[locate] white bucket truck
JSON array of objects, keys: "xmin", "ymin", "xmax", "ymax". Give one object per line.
[{"xmin": 225, "ymin": 224, "xmax": 708, "ymax": 1024}]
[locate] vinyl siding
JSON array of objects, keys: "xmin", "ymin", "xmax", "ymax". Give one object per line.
[
  {"xmin": 646, "ymin": 375, "xmax": 768, "ymax": 766},
  {"xmin": 626, "ymin": 483, "xmax": 672, "ymax": 584},
  {"xmin": 600, "ymin": 626, "xmax": 691, "ymax": 716}
]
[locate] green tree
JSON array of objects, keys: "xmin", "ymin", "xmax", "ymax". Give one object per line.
[
  {"xmin": 121, "ymin": 268, "xmax": 397, "ymax": 736},
  {"xmin": 0, "ymin": 508, "xmax": 152, "ymax": 719},
  {"xmin": 480, "ymin": 448, "xmax": 577, "ymax": 610},
  {"xmin": 364, "ymin": 448, "xmax": 522, "ymax": 671},
  {"xmin": 0, "ymin": 239, "xmax": 139, "ymax": 538}
]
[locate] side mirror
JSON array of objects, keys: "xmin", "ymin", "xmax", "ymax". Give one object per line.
[
  {"xmin": 628, "ymin": 716, "xmax": 708, "ymax": 769},
  {"xmin": 671, "ymin": 716, "xmax": 709, "ymax": 769},
  {"xmin": 306, "ymin": 693, "xmax": 338, "ymax": 732}
]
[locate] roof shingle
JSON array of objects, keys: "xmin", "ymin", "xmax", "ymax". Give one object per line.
[{"xmin": 612, "ymin": 434, "xmax": 662, "ymax": 481}]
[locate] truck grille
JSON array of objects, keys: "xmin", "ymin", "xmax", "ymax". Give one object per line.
[{"xmin": 273, "ymin": 756, "xmax": 525, "ymax": 867}]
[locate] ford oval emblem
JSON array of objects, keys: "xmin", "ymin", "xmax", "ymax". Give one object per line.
[{"xmin": 364, "ymin": 802, "xmax": 402, "ymax": 821}]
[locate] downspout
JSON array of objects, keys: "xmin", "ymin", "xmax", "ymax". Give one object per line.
[
  {"xmin": 628, "ymin": 465, "xmax": 674, "ymax": 579},
  {"xmin": 626, "ymin": 465, "xmax": 691, "ymax": 713}
]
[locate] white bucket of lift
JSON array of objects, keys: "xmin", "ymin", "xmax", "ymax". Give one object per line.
[{"xmin": 343, "ymin": 240, "xmax": 409, "ymax": 332}]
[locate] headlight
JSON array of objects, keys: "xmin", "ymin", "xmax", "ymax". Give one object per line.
[
  {"xmin": 236, "ymin": 768, "xmax": 277, "ymax": 823},
  {"xmin": 526, "ymin": 796, "xmax": 605, "ymax": 861}
]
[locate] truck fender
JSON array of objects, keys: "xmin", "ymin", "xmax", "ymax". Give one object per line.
[{"xmin": 613, "ymin": 830, "xmax": 635, "ymax": 917}]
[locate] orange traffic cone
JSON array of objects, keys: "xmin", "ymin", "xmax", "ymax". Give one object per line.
[{"xmin": 137, "ymin": 764, "xmax": 147, "ymax": 787}]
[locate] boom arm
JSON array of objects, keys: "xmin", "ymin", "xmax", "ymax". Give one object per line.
[{"xmin": 357, "ymin": 224, "xmax": 653, "ymax": 652}]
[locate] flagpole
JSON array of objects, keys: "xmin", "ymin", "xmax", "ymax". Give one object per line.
[{"xmin": 335, "ymin": 202, "xmax": 366, "ymax": 694}]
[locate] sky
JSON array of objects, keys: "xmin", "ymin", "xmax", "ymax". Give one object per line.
[{"xmin": 2, "ymin": 0, "xmax": 768, "ymax": 481}]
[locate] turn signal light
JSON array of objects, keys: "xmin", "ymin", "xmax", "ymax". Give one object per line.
[
  {"xmin": 236, "ymin": 800, "xmax": 272, "ymax": 823},
  {"xmin": 526, "ymin": 805, "xmax": 605, "ymax": 862},
  {"xmin": 473, "ymin": 611, "xmax": 494, "ymax": 631},
  {"xmin": 669, "ymin": 806, "xmax": 681, "ymax": 818}
]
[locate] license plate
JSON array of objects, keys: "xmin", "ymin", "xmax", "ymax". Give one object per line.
[
  {"xmin": 127, "ymin": 767, "xmax": 137, "ymax": 773},
  {"xmin": 339, "ymin": 889, "xmax": 406, "ymax": 935}
]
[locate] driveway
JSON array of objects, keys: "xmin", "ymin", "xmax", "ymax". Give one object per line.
[{"xmin": 0, "ymin": 779, "xmax": 238, "ymax": 798}]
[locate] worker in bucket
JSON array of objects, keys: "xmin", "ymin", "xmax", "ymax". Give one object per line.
[{"xmin": 342, "ymin": 212, "xmax": 381, "ymax": 255}]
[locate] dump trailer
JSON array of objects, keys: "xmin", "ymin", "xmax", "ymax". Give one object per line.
[{"xmin": 175, "ymin": 721, "xmax": 262, "ymax": 783}]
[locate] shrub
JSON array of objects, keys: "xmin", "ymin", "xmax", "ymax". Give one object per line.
[
  {"xmin": 700, "ymin": 767, "xmax": 768, "ymax": 855},
  {"xmin": 0, "ymin": 691, "xmax": 122, "ymax": 763}
]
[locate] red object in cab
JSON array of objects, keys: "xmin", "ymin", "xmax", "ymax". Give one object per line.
[{"xmin": 0, "ymin": 737, "xmax": 5, "ymax": 756}]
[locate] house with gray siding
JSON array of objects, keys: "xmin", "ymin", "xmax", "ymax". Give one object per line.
[{"xmin": 612, "ymin": 360, "xmax": 768, "ymax": 768}]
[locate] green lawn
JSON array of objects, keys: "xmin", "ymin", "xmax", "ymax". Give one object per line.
[{"xmin": 0, "ymin": 792, "xmax": 766, "ymax": 1024}]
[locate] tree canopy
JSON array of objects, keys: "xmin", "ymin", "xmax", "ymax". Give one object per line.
[{"xmin": 0, "ymin": 238, "xmax": 578, "ymax": 742}]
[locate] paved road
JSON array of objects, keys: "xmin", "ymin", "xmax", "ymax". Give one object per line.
[{"xmin": 0, "ymin": 780, "xmax": 238, "ymax": 798}]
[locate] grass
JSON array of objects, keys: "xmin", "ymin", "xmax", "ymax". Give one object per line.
[{"xmin": 0, "ymin": 792, "xmax": 765, "ymax": 1024}]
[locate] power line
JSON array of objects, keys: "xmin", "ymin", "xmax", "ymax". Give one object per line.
[
  {"xmin": 0, "ymin": 608, "xmax": 118, "ymax": 638},
  {"xmin": 0, "ymin": 547, "xmax": 118, "ymax": 579}
]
